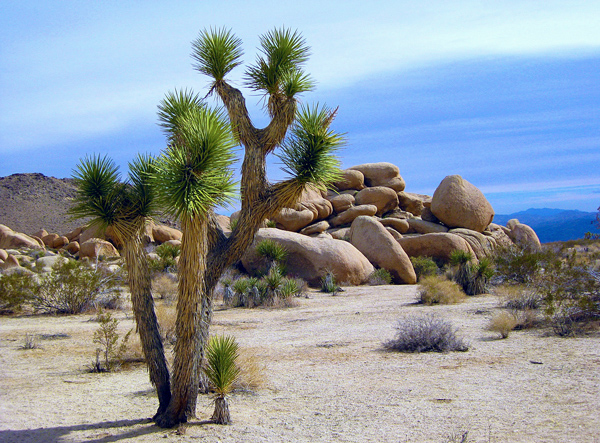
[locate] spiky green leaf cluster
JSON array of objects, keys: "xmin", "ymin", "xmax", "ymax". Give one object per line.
[
  {"xmin": 245, "ymin": 28, "xmax": 314, "ymax": 99},
  {"xmin": 204, "ymin": 334, "xmax": 241, "ymax": 396},
  {"xmin": 154, "ymin": 92, "xmax": 237, "ymax": 220},
  {"xmin": 70, "ymin": 154, "xmax": 156, "ymax": 241},
  {"xmin": 278, "ymin": 104, "xmax": 344, "ymax": 191},
  {"xmin": 157, "ymin": 89, "xmax": 204, "ymax": 141},
  {"xmin": 192, "ymin": 27, "xmax": 243, "ymax": 82}
]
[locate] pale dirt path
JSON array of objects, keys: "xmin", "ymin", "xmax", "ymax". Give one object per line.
[{"xmin": 1, "ymin": 285, "xmax": 599, "ymax": 443}]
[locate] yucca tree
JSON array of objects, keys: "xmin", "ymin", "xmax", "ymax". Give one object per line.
[
  {"xmin": 70, "ymin": 154, "xmax": 171, "ymax": 417},
  {"xmin": 152, "ymin": 27, "xmax": 343, "ymax": 428},
  {"xmin": 152, "ymin": 91, "xmax": 237, "ymax": 427},
  {"xmin": 204, "ymin": 334, "xmax": 241, "ymax": 424}
]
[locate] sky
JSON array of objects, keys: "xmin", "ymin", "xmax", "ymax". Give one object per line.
[{"xmin": 1, "ymin": 0, "xmax": 599, "ymax": 215}]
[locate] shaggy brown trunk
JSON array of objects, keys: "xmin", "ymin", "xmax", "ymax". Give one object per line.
[
  {"xmin": 212, "ymin": 395, "xmax": 231, "ymax": 425},
  {"xmin": 123, "ymin": 236, "xmax": 171, "ymax": 418},
  {"xmin": 155, "ymin": 216, "xmax": 206, "ymax": 428}
]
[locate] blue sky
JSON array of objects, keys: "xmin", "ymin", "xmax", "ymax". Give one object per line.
[{"xmin": 1, "ymin": 1, "xmax": 599, "ymax": 214}]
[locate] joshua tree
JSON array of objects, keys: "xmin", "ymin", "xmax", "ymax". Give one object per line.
[
  {"xmin": 203, "ymin": 334, "xmax": 241, "ymax": 424},
  {"xmin": 152, "ymin": 93, "xmax": 237, "ymax": 426},
  {"xmin": 70, "ymin": 155, "xmax": 171, "ymax": 417},
  {"xmin": 151, "ymin": 27, "xmax": 343, "ymax": 427}
]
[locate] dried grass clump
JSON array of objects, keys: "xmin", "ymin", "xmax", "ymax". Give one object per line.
[
  {"xmin": 234, "ymin": 349, "xmax": 267, "ymax": 392},
  {"xmin": 495, "ymin": 285, "xmax": 542, "ymax": 311},
  {"xmin": 156, "ymin": 304, "xmax": 177, "ymax": 346},
  {"xmin": 419, "ymin": 275, "xmax": 466, "ymax": 305},
  {"xmin": 385, "ymin": 314, "xmax": 469, "ymax": 353},
  {"xmin": 487, "ymin": 311, "xmax": 518, "ymax": 339},
  {"xmin": 152, "ymin": 274, "xmax": 178, "ymax": 302}
]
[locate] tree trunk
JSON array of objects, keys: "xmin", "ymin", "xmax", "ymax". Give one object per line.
[
  {"xmin": 212, "ymin": 395, "xmax": 231, "ymax": 425},
  {"xmin": 155, "ymin": 216, "xmax": 206, "ymax": 428},
  {"xmin": 123, "ymin": 236, "xmax": 171, "ymax": 418}
]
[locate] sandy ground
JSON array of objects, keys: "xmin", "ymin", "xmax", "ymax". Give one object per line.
[{"xmin": 1, "ymin": 285, "xmax": 599, "ymax": 443}]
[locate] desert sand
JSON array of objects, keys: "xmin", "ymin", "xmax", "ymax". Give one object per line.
[{"xmin": 1, "ymin": 285, "xmax": 599, "ymax": 443}]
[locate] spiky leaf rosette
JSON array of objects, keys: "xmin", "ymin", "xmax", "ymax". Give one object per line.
[
  {"xmin": 70, "ymin": 154, "xmax": 124, "ymax": 229},
  {"xmin": 192, "ymin": 27, "xmax": 244, "ymax": 82},
  {"xmin": 157, "ymin": 89, "xmax": 204, "ymax": 143},
  {"xmin": 127, "ymin": 153, "xmax": 157, "ymax": 221},
  {"xmin": 278, "ymin": 104, "xmax": 344, "ymax": 193},
  {"xmin": 204, "ymin": 334, "xmax": 241, "ymax": 396},
  {"xmin": 245, "ymin": 27, "xmax": 314, "ymax": 113},
  {"xmin": 154, "ymin": 96, "xmax": 237, "ymax": 220}
]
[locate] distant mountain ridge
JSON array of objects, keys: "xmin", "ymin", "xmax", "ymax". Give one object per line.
[{"xmin": 494, "ymin": 208, "xmax": 599, "ymax": 243}]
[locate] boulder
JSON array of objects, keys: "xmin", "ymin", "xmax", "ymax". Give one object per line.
[
  {"xmin": 300, "ymin": 221, "xmax": 330, "ymax": 236},
  {"xmin": 65, "ymin": 226, "xmax": 84, "ymax": 242},
  {"xmin": 327, "ymin": 227, "xmax": 351, "ymax": 240},
  {"xmin": 41, "ymin": 233, "xmax": 60, "ymax": 247},
  {"xmin": 333, "ymin": 169, "xmax": 366, "ymax": 191},
  {"xmin": 0, "ymin": 225, "xmax": 44, "ymax": 250},
  {"xmin": 162, "ymin": 239, "xmax": 182, "ymax": 248},
  {"xmin": 506, "ymin": 219, "xmax": 542, "ymax": 252},
  {"xmin": 36, "ymin": 255, "xmax": 69, "ymax": 272},
  {"xmin": 420, "ymin": 207, "xmax": 439, "ymax": 223},
  {"xmin": 152, "ymin": 224, "xmax": 183, "ymax": 244},
  {"xmin": 329, "ymin": 205, "xmax": 378, "ymax": 227},
  {"xmin": 379, "ymin": 217, "xmax": 410, "ymax": 234},
  {"xmin": 397, "ymin": 192, "xmax": 431, "ymax": 216},
  {"xmin": 242, "ymin": 228, "xmax": 374, "ymax": 286},
  {"xmin": 79, "ymin": 238, "xmax": 120, "ymax": 260},
  {"xmin": 450, "ymin": 228, "xmax": 497, "ymax": 259},
  {"xmin": 51, "ymin": 236, "xmax": 69, "ymax": 249},
  {"xmin": 326, "ymin": 193, "xmax": 355, "ymax": 214},
  {"xmin": 430, "ymin": 175, "xmax": 494, "ymax": 232},
  {"xmin": 297, "ymin": 187, "xmax": 333, "ymax": 221},
  {"xmin": 386, "ymin": 227, "xmax": 403, "ymax": 242},
  {"xmin": 0, "ymin": 249, "xmax": 8, "ymax": 261},
  {"xmin": 397, "ymin": 233, "xmax": 476, "ymax": 263},
  {"xmin": 215, "ymin": 214, "xmax": 231, "ymax": 235},
  {"xmin": 486, "ymin": 224, "xmax": 514, "ymax": 250},
  {"xmin": 407, "ymin": 218, "xmax": 449, "ymax": 234},
  {"xmin": 355, "ymin": 186, "xmax": 399, "ymax": 216},
  {"xmin": 0, "ymin": 254, "xmax": 20, "ymax": 270},
  {"xmin": 274, "ymin": 208, "xmax": 315, "ymax": 232},
  {"xmin": 79, "ymin": 225, "xmax": 106, "ymax": 245},
  {"xmin": 65, "ymin": 241, "xmax": 80, "ymax": 255},
  {"xmin": 33, "ymin": 229, "xmax": 48, "ymax": 239},
  {"xmin": 349, "ymin": 162, "xmax": 405, "ymax": 191},
  {"xmin": 349, "ymin": 216, "xmax": 416, "ymax": 284}
]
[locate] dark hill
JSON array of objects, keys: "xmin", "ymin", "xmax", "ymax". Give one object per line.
[
  {"xmin": 0, "ymin": 173, "xmax": 85, "ymax": 235},
  {"xmin": 494, "ymin": 208, "xmax": 599, "ymax": 243}
]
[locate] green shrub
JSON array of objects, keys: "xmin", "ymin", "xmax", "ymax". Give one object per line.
[
  {"xmin": 0, "ymin": 272, "xmax": 36, "ymax": 314},
  {"xmin": 368, "ymin": 268, "xmax": 392, "ymax": 285},
  {"xmin": 152, "ymin": 243, "xmax": 180, "ymax": 273},
  {"xmin": 410, "ymin": 256, "xmax": 438, "ymax": 281},
  {"xmin": 320, "ymin": 270, "xmax": 339, "ymax": 294},
  {"xmin": 255, "ymin": 239, "xmax": 288, "ymax": 275},
  {"xmin": 90, "ymin": 310, "xmax": 131, "ymax": 372},
  {"xmin": 418, "ymin": 275, "xmax": 466, "ymax": 305},
  {"xmin": 493, "ymin": 244, "xmax": 547, "ymax": 284},
  {"xmin": 204, "ymin": 334, "xmax": 240, "ymax": 424},
  {"xmin": 385, "ymin": 314, "xmax": 469, "ymax": 353}
]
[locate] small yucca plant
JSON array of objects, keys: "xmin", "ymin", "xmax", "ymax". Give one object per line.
[{"xmin": 204, "ymin": 334, "xmax": 241, "ymax": 424}]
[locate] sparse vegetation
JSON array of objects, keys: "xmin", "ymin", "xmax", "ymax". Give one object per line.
[
  {"xmin": 320, "ymin": 270, "xmax": 339, "ymax": 294},
  {"xmin": 224, "ymin": 272, "xmax": 302, "ymax": 308},
  {"xmin": 19, "ymin": 334, "xmax": 41, "ymax": 350},
  {"xmin": 90, "ymin": 310, "xmax": 132, "ymax": 372},
  {"xmin": 410, "ymin": 256, "xmax": 439, "ymax": 281},
  {"xmin": 152, "ymin": 273, "xmax": 178, "ymax": 301},
  {"xmin": 487, "ymin": 311, "xmax": 518, "ymax": 339},
  {"xmin": 151, "ymin": 243, "xmax": 180, "ymax": 273},
  {"xmin": 368, "ymin": 268, "xmax": 392, "ymax": 285},
  {"xmin": 385, "ymin": 314, "xmax": 468, "ymax": 353},
  {"xmin": 0, "ymin": 271, "xmax": 36, "ymax": 314},
  {"xmin": 418, "ymin": 275, "xmax": 466, "ymax": 305}
]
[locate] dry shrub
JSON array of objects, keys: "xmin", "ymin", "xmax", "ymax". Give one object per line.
[
  {"xmin": 152, "ymin": 274, "xmax": 178, "ymax": 302},
  {"xmin": 419, "ymin": 275, "xmax": 466, "ymax": 305},
  {"xmin": 495, "ymin": 284, "xmax": 542, "ymax": 311},
  {"xmin": 385, "ymin": 314, "xmax": 469, "ymax": 353},
  {"xmin": 156, "ymin": 304, "xmax": 177, "ymax": 346},
  {"xmin": 234, "ymin": 349, "xmax": 267, "ymax": 392},
  {"xmin": 487, "ymin": 311, "xmax": 518, "ymax": 339}
]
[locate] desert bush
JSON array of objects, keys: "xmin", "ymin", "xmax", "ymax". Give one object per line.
[
  {"xmin": 90, "ymin": 310, "xmax": 131, "ymax": 372},
  {"xmin": 152, "ymin": 273, "xmax": 178, "ymax": 301},
  {"xmin": 468, "ymin": 258, "xmax": 494, "ymax": 295},
  {"xmin": 320, "ymin": 270, "xmax": 339, "ymax": 294},
  {"xmin": 368, "ymin": 268, "xmax": 392, "ymax": 285},
  {"xmin": 0, "ymin": 272, "xmax": 36, "ymax": 314},
  {"xmin": 20, "ymin": 334, "xmax": 41, "ymax": 350},
  {"xmin": 487, "ymin": 311, "xmax": 518, "ymax": 339},
  {"xmin": 224, "ymin": 272, "xmax": 302, "ymax": 308},
  {"xmin": 31, "ymin": 260, "xmax": 118, "ymax": 314},
  {"xmin": 495, "ymin": 284, "xmax": 543, "ymax": 311},
  {"xmin": 150, "ymin": 242, "xmax": 180, "ymax": 274},
  {"xmin": 410, "ymin": 256, "xmax": 439, "ymax": 281},
  {"xmin": 493, "ymin": 244, "xmax": 548, "ymax": 284},
  {"xmin": 234, "ymin": 349, "xmax": 266, "ymax": 392},
  {"xmin": 418, "ymin": 275, "xmax": 466, "ymax": 305},
  {"xmin": 385, "ymin": 314, "xmax": 469, "ymax": 353}
]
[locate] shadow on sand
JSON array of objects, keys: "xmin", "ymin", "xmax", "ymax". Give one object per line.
[{"xmin": 0, "ymin": 418, "xmax": 165, "ymax": 443}]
